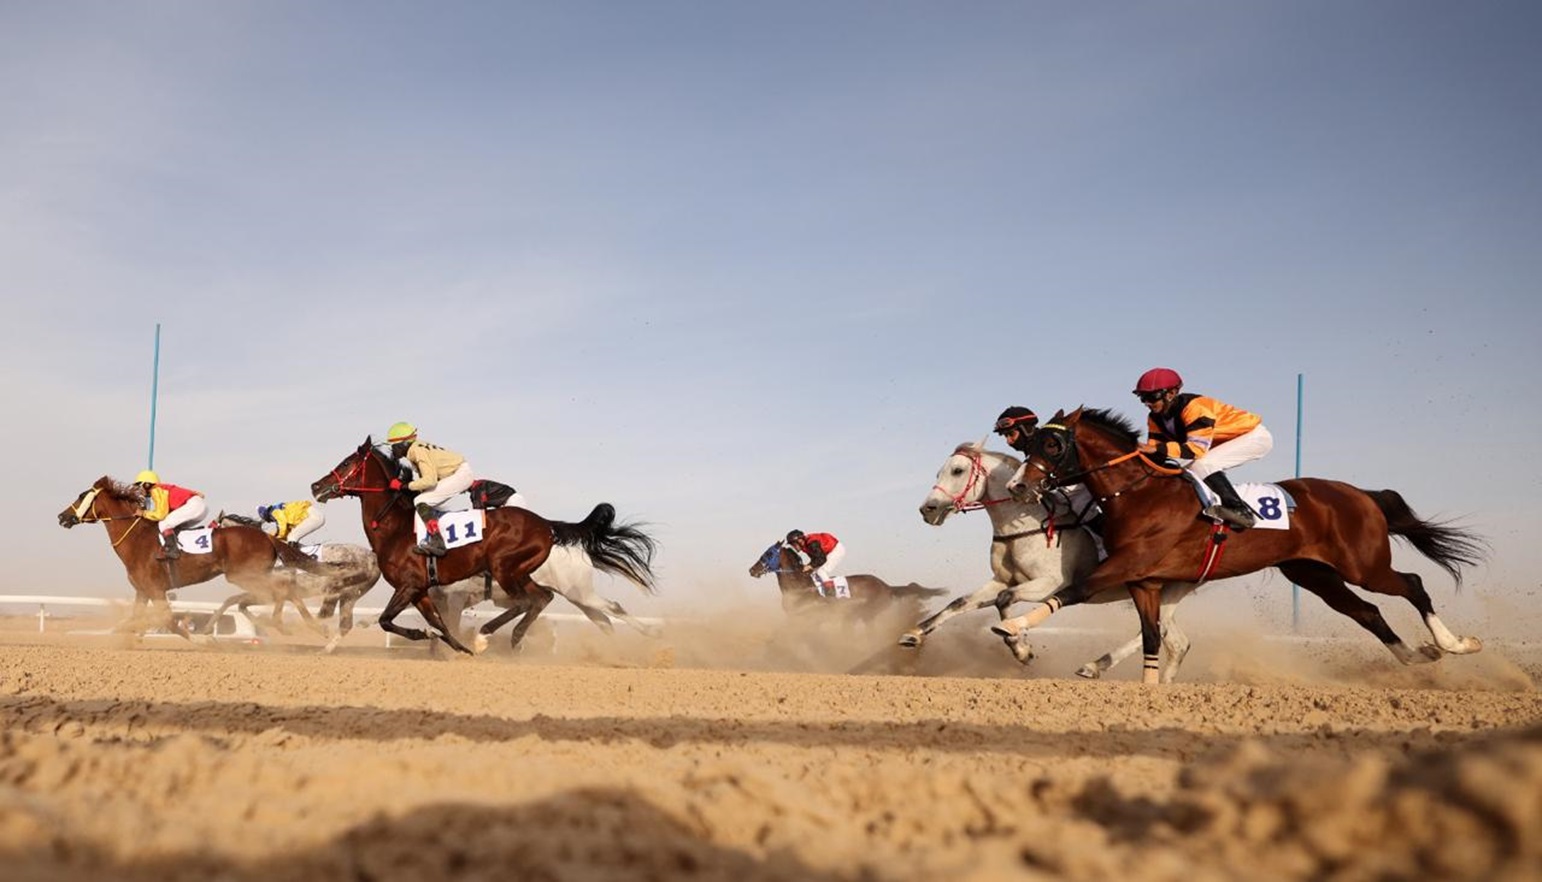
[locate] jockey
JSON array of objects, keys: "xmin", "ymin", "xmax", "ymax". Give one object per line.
[
  {"xmin": 996, "ymin": 406, "xmax": 1102, "ymax": 536},
  {"xmin": 993, "ymin": 406, "xmax": 1040, "ymax": 456},
  {"xmin": 133, "ymin": 469, "xmax": 207, "ymax": 560},
  {"xmin": 786, "ymin": 529, "xmax": 845, "ymax": 592},
  {"xmin": 1132, "ymin": 367, "xmax": 1273, "ymax": 530},
  {"xmin": 257, "ymin": 499, "xmax": 326, "ymax": 547},
  {"xmin": 385, "ymin": 421, "xmax": 475, "ymax": 557}
]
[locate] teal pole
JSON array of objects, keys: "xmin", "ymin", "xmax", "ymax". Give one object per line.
[
  {"xmin": 148, "ymin": 323, "xmax": 161, "ymax": 470},
  {"xmin": 1291, "ymin": 372, "xmax": 1303, "ymax": 631}
]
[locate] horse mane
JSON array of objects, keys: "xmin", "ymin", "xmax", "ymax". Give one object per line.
[
  {"xmin": 1076, "ymin": 407, "xmax": 1142, "ymax": 449},
  {"xmin": 102, "ymin": 477, "xmax": 142, "ymax": 500}
]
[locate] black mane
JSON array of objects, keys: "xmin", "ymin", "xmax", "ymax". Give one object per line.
[{"xmin": 1078, "ymin": 407, "xmax": 1142, "ymax": 448}]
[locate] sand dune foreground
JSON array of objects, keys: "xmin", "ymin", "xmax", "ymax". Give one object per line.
[{"xmin": 1, "ymin": 640, "xmax": 1540, "ymax": 881}]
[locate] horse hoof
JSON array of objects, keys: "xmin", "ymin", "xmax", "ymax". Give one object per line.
[
  {"xmin": 989, "ymin": 624, "xmax": 1017, "ymax": 640},
  {"xmin": 898, "ymin": 632, "xmax": 922, "ymax": 649},
  {"xmin": 1075, "ymin": 664, "xmax": 1101, "ymax": 680},
  {"xmin": 1004, "ymin": 635, "xmax": 1034, "ymax": 665},
  {"xmin": 473, "ymin": 633, "xmax": 489, "ymax": 655}
]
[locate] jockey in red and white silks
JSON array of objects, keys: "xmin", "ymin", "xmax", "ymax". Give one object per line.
[{"xmin": 788, "ymin": 530, "xmax": 845, "ymax": 587}]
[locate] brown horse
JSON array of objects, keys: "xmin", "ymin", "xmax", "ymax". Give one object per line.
[
  {"xmin": 999, "ymin": 408, "xmax": 1486, "ymax": 683},
  {"xmin": 57, "ymin": 476, "xmax": 333, "ymax": 637},
  {"xmin": 310, "ymin": 438, "xmax": 658, "ymax": 656},
  {"xmin": 748, "ymin": 541, "xmax": 948, "ymax": 626}
]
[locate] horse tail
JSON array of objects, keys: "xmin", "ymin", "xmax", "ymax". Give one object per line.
[
  {"xmin": 893, "ymin": 583, "xmax": 950, "ymax": 599},
  {"xmin": 269, "ymin": 537, "xmax": 332, "ymax": 575},
  {"xmin": 1365, "ymin": 489, "xmax": 1488, "ymax": 585},
  {"xmin": 550, "ymin": 503, "xmax": 659, "ymax": 595}
]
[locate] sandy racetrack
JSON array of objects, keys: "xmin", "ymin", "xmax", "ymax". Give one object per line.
[{"xmin": 2, "ymin": 622, "xmax": 1541, "ymax": 881}]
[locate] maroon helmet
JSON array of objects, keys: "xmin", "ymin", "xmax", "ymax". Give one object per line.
[{"xmin": 1133, "ymin": 367, "xmax": 1183, "ymax": 394}]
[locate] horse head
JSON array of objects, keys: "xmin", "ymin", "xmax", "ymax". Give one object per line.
[
  {"xmin": 312, "ymin": 437, "xmax": 394, "ymax": 502},
  {"xmin": 748, "ymin": 541, "xmax": 788, "ymax": 578},
  {"xmin": 920, "ymin": 439, "xmax": 1021, "ymax": 525},
  {"xmin": 1008, "ymin": 407, "xmax": 1145, "ymax": 503},
  {"xmin": 58, "ymin": 477, "xmax": 139, "ymax": 528}
]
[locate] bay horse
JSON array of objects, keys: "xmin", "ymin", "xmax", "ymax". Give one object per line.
[
  {"xmin": 57, "ymin": 477, "xmax": 333, "ymax": 637},
  {"xmin": 310, "ymin": 437, "xmax": 658, "ymax": 656},
  {"xmin": 1001, "ymin": 407, "xmax": 1485, "ymax": 683},
  {"xmin": 209, "ymin": 512, "xmax": 383, "ymax": 652},
  {"xmin": 748, "ymin": 541, "xmax": 948, "ymax": 626},
  {"xmin": 915, "ymin": 440, "xmax": 1196, "ymax": 680}
]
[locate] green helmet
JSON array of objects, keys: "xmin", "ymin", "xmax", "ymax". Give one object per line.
[{"xmin": 385, "ymin": 421, "xmax": 417, "ymax": 444}]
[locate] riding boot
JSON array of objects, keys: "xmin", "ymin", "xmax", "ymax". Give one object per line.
[
  {"xmin": 158, "ymin": 530, "xmax": 181, "ymax": 560},
  {"xmin": 412, "ymin": 503, "xmax": 448, "ymax": 557},
  {"xmin": 1201, "ymin": 472, "xmax": 1256, "ymax": 530}
]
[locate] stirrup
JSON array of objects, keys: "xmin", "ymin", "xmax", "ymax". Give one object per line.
[{"xmin": 1205, "ymin": 504, "xmax": 1255, "ymax": 530}]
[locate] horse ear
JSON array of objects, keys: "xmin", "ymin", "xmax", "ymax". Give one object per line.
[
  {"xmin": 361, "ymin": 435, "xmax": 374, "ymax": 449},
  {"xmin": 977, "ymin": 433, "xmax": 991, "ymax": 450},
  {"xmin": 1067, "ymin": 406, "xmax": 1085, "ymax": 421},
  {"xmin": 1050, "ymin": 409, "xmax": 1066, "ymax": 422}
]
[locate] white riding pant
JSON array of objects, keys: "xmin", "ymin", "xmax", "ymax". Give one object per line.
[
  {"xmin": 812, "ymin": 542, "xmax": 846, "ymax": 583},
  {"xmin": 1187, "ymin": 425, "xmax": 1274, "ymax": 480},
  {"xmin": 284, "ymin": 507, "xmax": 326, "ymax": 544},
  {"xmin": 160, "ymin": 496, "xmax": 208, "ymax": 533},
  {"xmin": 414, "ymin": 462, "xmax": 476, "ymax": 508}
]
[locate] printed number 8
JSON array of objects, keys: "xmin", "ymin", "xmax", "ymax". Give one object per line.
[{"xmin": 1256, "ymin": 497, "xmax": 1282, "ymax": 520}]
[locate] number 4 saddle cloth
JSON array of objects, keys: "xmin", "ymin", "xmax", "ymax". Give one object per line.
[{"xmin": 1184, "ymin": 476, "xmax": 1296, "ymax": 530}]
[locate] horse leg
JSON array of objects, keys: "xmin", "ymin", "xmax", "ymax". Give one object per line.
[
  {"xmin": 503, "ymin": 590, "xmax": 553, "ymax": 652},
  {"xmin": 1155, "ymin": 583, "xmax": 1195, "ymax": 683},
  {"xmin": 899, "ymin": 581, "xmax": 1009, "ymax": 648},
  {"xmin": 1076, "ymin": 633, "xmax": 1142, "ymax": 680},
  {"xmin": 205, "ymin": 593, "xmax": 246, "ymax": 635},
  {"xmin": 1128, "ymin": 580, "xmax": 1165, "ymax": 685},
  {"xmin": 1277, "ymin": 561, "xmax": 1442, "ymax": 665},
  {"xmin": 594, "ymin": 598, "xmax": 659, "ymax": 638},
  {"xmin": 1362, "ymin": 568, "xmax": 1483, "ymax": 655},
  {"xmin": 377, "ymin": 587, "xmax": 434, "ymax": 644},
  {"xmin": 410, "ymin": 593, "xmax": 475, "ymax": 656}
]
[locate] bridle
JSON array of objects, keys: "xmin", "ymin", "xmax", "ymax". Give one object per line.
[
  {"xmin": 932, "ymin": 447, "xmax": 1016, "ymax": 513},
  {"xmin": 68, "ymin": 486, "xmax": 148, "ymax": 547},
  {"xmin": 321, "ymin": 448, "xmax": 408, "ymax": 530},
  {"xmin": 1022, "ymin": 422, "xmax": 1183, "ymax": 505}
]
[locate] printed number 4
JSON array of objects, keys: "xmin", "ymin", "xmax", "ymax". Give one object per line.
[
  {"xmin": 196, "ymin": 534, "xmax": 210, "ymax": 549},
  {"xmin": 1256, "ymin": 496, "xmax": 1283, "ymax": 520}
]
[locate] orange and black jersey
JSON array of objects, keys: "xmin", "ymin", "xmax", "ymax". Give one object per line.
[{"xmin": 1143, "ymin": 393, "xmax": 1262, "ymax": 461}]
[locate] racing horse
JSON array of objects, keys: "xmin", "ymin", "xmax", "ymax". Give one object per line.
[
  {"xmin": 57, "ymin": 477, "xmax": 333, "ymax": 637},
  {"xmin": 1002, "ymin": 407, "xmax": 1486, "ymax": 683},
  {"xmin": 915, "ymin": 440, "xmax": 1196, "ymax": 680},
  {"xmin": 748, "ymin": 541, "xmax": 948, "ymax": 626},
  {"xmin": 431, "ymin": 542, "xmax": 662, "ymax": 654},
  {"xmin": 209, "ymin": 513, "xmax": 383, "ymax": 652},
  {"xmin": 311, "ymin": 438, "xmax": 657, "ymax": 655}
]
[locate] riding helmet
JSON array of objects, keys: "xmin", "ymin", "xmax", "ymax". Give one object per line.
[
  {"xmin": 1133, "ymin": 367, "xmax": 1183, "ymax": 394},
  {"xmin": 134, "ymin": 469, "xmax": 160, "ymax": 485},
  {"xmin": 385, "ymin": 421, "xmax": 418, "ymax": 444},
  {"xmin": 994, "ymin": 406, "xmax": 1039, "ymax": 435},
  {"xmin": 786, "ymin": 529, "xmax": 805, "ymax": 545}
]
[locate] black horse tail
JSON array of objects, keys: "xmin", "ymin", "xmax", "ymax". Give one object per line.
[
  {"xmin": 1365, "ymin": 489, "xmax": 1488, "ymax": 586},
  {"xmin": 893, "ymin": 583, "xmax": 950, "ymax": 599},
  {"xmin": 550, "ymin": 503, "xmax": 659, "ymax": 595}
]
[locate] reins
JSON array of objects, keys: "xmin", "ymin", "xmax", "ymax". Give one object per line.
[
  {"xmin": 933, "ymin": 448, "xmax": 1019, "ymax": 513},
  {"xmin": 71, "ymin": 488, "xmax": 148, "ymax": 548}
]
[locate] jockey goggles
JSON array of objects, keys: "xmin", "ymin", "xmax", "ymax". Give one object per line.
[{"xmin": 994, "ymin": 414, "xmax": 1037, "ymax": 433}]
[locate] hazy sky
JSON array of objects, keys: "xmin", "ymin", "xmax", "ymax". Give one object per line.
[{"xmin": 5, "ymin": 2, "xmax": 1540, "ymax": 629}]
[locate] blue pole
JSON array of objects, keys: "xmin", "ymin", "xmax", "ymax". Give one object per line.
[
  {"xmin": 1291, "ymin": 372, "xmax": 1303, "ymax": 631},
  {"xmin": 148, "ymin": 323, "xmax": 161, "ymax": 470}
]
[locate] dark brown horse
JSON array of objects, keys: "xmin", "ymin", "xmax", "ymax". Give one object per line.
[
  {"xmin": 1000, "ymin": 408, "xmax": 1486, "ymax": 683},
  {"xmin": 57, "ymin": 476, "xmax": 332, "ymax": 637},
  {"xmin": 748, "ymin": 541, "xmax": 948, "ymax": 626},
  {"xmin": 310, "ymin": 438, "xmax": 657, "ymax": 656}
]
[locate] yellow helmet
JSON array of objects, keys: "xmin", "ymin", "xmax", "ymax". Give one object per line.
[
  {"xmin": 134, "ymin": 469, "xmax": 160, "ymax": 484},
  {"xmin": 385, "ymin": 421, "xmax": 418, "ymax": 443}
]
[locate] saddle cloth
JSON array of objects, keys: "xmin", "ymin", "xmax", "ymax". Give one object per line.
[
  {"xmin": 814, "ymin": 576, "xmax": 851, "ymax": 599},
  {"xmin": 413, "ymin": 509, "xmax": 486, "ymax": 551},
  {"xmin": 1185, "ymin": 475, "xmax": 1295, "ymax": 530},
  {"xmin": 175, "ymin": 528, "xmax": 216, "ymax": 555}
]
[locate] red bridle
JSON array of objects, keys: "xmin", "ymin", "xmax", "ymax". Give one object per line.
[{"xmin": 932, "ymin": 448, "xmax": 1015, "ymax": 513}]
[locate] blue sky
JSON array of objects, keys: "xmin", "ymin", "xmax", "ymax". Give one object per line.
[{"xmin": 5, "ymin": 2, "xmax": 1540, "ymax": 629}]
